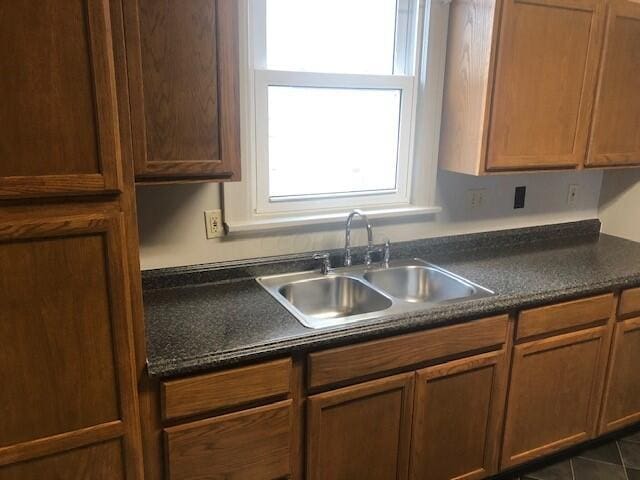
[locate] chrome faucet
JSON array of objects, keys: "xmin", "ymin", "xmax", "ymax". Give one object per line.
[
  {"xmin": 344, "ymin": 209, "xmax": 375, "ymax": 267},
  {"xmin": 312, "ymin": 252, "xmax": 333, "ymax": 275}
]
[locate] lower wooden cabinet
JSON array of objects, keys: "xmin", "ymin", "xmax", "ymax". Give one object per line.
[
  {"xmin": 165, "ymin": 400, "xmax": 292, "ymax": 480},
  {"xmin": 0, "ymin": 440, "xmax": 126, "ymax": 480},
  {"xmin": 307, "ymin": 373, "xmax": 414, "ymax": 480},
  {"xmin": 151, "ymin": 298, "xmax": 640, "ymax": 480},
  {"xmin": 600, "ymin": 316, "xmax": 640, "ymax": 432},
  {"xmin": 410, "ymin": 351, "xmax": 507, "ymax": 480},
  {"xmin": 501, "ymin": 326, "xmax": 610, "ymax": 468}
]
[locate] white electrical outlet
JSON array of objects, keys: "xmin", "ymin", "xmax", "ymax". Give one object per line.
[
  {"xmin": 204, "ymin": 210, "xmax": 224, "ymax": 239},
  {"xmin": 567, "ymin": 184, "xmax": 579, "ymax": 207},
  {"xmin": 466, "ymin": 189, "xmax": 487, "ymax": 209}
]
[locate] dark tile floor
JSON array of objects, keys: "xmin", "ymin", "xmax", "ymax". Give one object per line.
[{"xmin": 500, "ymin": 428, "xmax": 640, "ymax": 480}]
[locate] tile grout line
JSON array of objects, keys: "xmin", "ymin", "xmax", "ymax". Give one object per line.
[{"xmin": 617, "ymin": 440, "xmax": 631, "ymax": 480}]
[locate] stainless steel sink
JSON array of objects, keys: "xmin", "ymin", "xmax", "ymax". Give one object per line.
[
  {"xmin": 257, "ymin": 259, "xmax": 494, "ymax": 329},
  {"xmin": 364, "ymin": 265, "xmax": 475, "ymax": 303},
  {"xmin": 279, "ymin": 276, "xmax": 392, "ymax": 321}
]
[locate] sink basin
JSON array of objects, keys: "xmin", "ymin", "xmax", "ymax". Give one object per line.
[
  {"xmin": 364, "ymin": 265, "xmax": 475, "ymax": 303},
  {"xmin": 279, "ymin": 276, "xmax": 391, "ymax": 323},
  {"xmin": 257, "ymin": 259, "xmax": 494, "ymax": 330}
]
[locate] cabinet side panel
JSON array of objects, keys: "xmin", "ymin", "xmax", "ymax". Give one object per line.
[{"xmin": 439, "ymin": 0, "xmax": 498, "ymax": 175}]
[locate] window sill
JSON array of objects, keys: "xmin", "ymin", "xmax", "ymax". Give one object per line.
[{"xmin": 225, "ymin": 206, "xmax": 441, "ymax": 234}]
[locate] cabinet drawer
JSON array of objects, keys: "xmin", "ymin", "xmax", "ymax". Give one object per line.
[
  {"xmin": 619, "ymin": 287, "xmax": 640, "ymax": 318},
  {"xmin": 516, "ymin": 294, "xmax": 613, "ymax": 341},
  {"xmin": 165, "ymin": 400, "xmax": 292, "ymax": 480},
  {"xmin": 161, "ymin": 358, "xmax": 291, "ymax": 421},
  {"xmin": 308, "ymin": 315, "xmax": 508, "ymax": 389}
]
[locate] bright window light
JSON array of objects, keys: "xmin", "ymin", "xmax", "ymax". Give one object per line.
[
  {"xmin": 266, "ymin": 0, "xmax": 399, "ymax": 75},
  {"xmin": 244, "ymin": 0, "xmax": 423, "ymax": 216},
  {"xmin": 268, "ymin": 86, "xmax": 402, "ymax": 198}
]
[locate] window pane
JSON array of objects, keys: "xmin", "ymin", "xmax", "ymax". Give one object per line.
[
  {"xmin": 266, "ymin": 0, "xmax": 398, "ymax": 75},
  {"xmin": 268, "ymin": 86, "xmax": 401, "ymax": 198}
]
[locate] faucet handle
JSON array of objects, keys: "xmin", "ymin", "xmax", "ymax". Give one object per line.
[
  {"xmin": 313, "ymin": 252, "xmax": 333, "ymax": 275},
  {"xmin": 382, "ymin": 239, "xmax": 391, "ymax": 266}
]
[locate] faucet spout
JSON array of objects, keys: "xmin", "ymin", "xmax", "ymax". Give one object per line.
[{"xmin": 344, "ymin": 209, "xmax": 374, "ymax": 267}]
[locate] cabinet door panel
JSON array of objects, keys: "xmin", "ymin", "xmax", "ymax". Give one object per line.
[
  {"xmin": 0, "ymin": 0, "xmax": 122, "ymax": 198},
  {"xmin": 0, "ymin": 213, "xmax": 141, "ymax": 477},
  {"xmin": 586, "ymin": 0, "xmax": 640, "ymax": 166},
  {"xmin": 486, "ymin": 0, "xmax": 603, "ymax": 170},
  {"xmin": 307, "ymin": 373, "xmax": 414, "ymax": 480},
  {"xmin": 502, "ymin": 327, "xmax": 609, "ymax": 468},
  {"xmin": 599, "ymin": 317, "xmax": 640, "ymax": 432},
  {"xmin": 165, "ymin": 401, "xmax": 292, "ymax": 480},
  {"xmin": 0, "ymin": 440, "xmax": 125, "ymax": 480},
  {"xmin": 410, "ymin": 351, "xmax": 507, "ymax": 480},
  {"xmin": 124, "ymin": 0, "xmax": 241, "ymax": 181}
]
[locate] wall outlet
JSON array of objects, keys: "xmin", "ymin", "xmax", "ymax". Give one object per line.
[
  {"xmin": 204, "ymin": 210, "xmax": 224, "ymax": 239},
  {"xmin": 514, "ymin": 186, "xmax": 526, "ymax": 209},
  {"xmin": 467, "ymin": 189, "xmax": 487, "ymax": 209},
  {"xmin": 567, "ymin": 184, "xmax": 579, "ymax": 207}
]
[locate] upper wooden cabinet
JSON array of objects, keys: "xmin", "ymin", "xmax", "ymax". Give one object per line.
[
  {"xmin": 487, "ymin": 0, "xmax": 603, "ymax": 171},
  {"xmin": 0, "ymin": 0, "xmax": 123, "ymax": 199},
  {"xmin": 586, "ymin": 0, "xmax": 640, "ymax": 167},
  {"xmin": 439, "ymin": 0, "xmax": 640, "ymax": 174},
  {"xmin": 124, "ymin": 0, "xmax": 241, "ymax": 182}
]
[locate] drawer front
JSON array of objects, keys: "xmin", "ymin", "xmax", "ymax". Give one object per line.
[
  {"xmin": 517, "ymin": 294, "xmax": 613, "ymax": 341},
  {"xmin": 165, "ymin": 400, "xmax": 292, "ymax": 480},
  {"xmin": 619, "ymin": 287, "xmax": 640, "ymax": 318},
  {"xmin": 308, "ymin": 315, "xmax": 509, "ymax": 390},
  {"xmin": 161, "ymin": 358, "xmax": 291, "ymax": 421}
]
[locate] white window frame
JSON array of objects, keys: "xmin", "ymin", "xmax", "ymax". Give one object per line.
[{"xmin": 224, "ymin": 0, "xmax": 449, "ymax": 233}]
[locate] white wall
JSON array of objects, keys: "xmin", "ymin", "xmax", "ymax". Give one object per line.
[
  {"xmin": 599, "ymin": 169, "xmax": 640, "ymax": 241},
  {"xmin": 137, "ymin": 169, "xmax": 603, "ymax": 270}
]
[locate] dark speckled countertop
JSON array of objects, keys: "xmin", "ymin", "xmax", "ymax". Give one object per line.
[{"xmin": 143, "ymin": 220, "xmax": 640, "ymax": 378}]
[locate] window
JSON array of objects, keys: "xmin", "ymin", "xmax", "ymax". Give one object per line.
[{"xmin": 225, "ymin": 0, "xmax": 445, "ymax": 232}]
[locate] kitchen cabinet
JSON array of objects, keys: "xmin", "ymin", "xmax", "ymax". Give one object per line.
[
  {"xmin": 123, "ymin": 0, "xmax": 241, "ymax": 182},
  {"xmin": 155, "ymin": 358, "xmax": 295, "ymax": 480},
  {"xmin": 0, "ymin": 212, "xmax": 141, "ymax": 479},
  {"xmin": 0, "ymin": 0, "xmax": 122, "ymax": 198},
  {"xmin": 440, "ymin": 0, "xmax": 604, "ymax": 174},
  {"xmin": 599, "ymin": 316, "xmax": 640, "ymax": 432},
  {"xmin": 501, "ymin": 324, "xmax": 611, "ymax": 468},
  {"xmin": 439, "ymin": 0, "xmax": 640, "ymax": 174},
  {"xmin": 165, "ymin": 401, "xmax": 293, "ymax": 480},
  {"xmin": 410, "ymin": 351, "xmax": 507, "ymax": 480},
  {"xmin": 585, "ymin": 0, "xmax": 640, "ymax": 167},
  {"xmin": 0, "ymin": 1, "xmax": 145, "ymax": 477},
  {"xmin": 307, "ymin": 373, "xmax": 415, "ymax": 480}
]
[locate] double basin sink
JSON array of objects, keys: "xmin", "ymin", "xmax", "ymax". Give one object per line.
[{"xmin": 257, "ymin": 259, "xmax": 494, "ymax": 329}]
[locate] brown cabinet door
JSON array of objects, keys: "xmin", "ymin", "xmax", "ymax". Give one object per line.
[
  {"xmin": 0, "ymin": 441, "xmax": 126, "ymax": 480},
  {"xmin": 0, "ymin": 213, "xmax": 141, "ymax": 479},
  {"xmin": 307, "ymin": 373, "xmax": 414, "ymax": 480},
  {"xmin": 586, "ymin": 0, "xmax": 640, "ymax": 166},
  {"xmin": 410, "ymin": 351, "xmax": 507, "ymax": 480},
  {"xmin": 486, "ymin": 0, "xmax": 604, "ymax": 170},
  {"xmin": 165, "ymin": 400, "xmax": 292, "ymax": 480},
  {"xmin": 501, "ymin": 326, "xmax": 610, "ymax": 468},
  {"xmin": 124, "ymin": 0, "xmax": 241, "ymax": 181},
  {"xmin": 0, "ymin": 0, "xmax": 122, "ymax": 199},
  {"xmin": 599, "ymin": 317, "xmax": 640, "ymax": 432}
]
